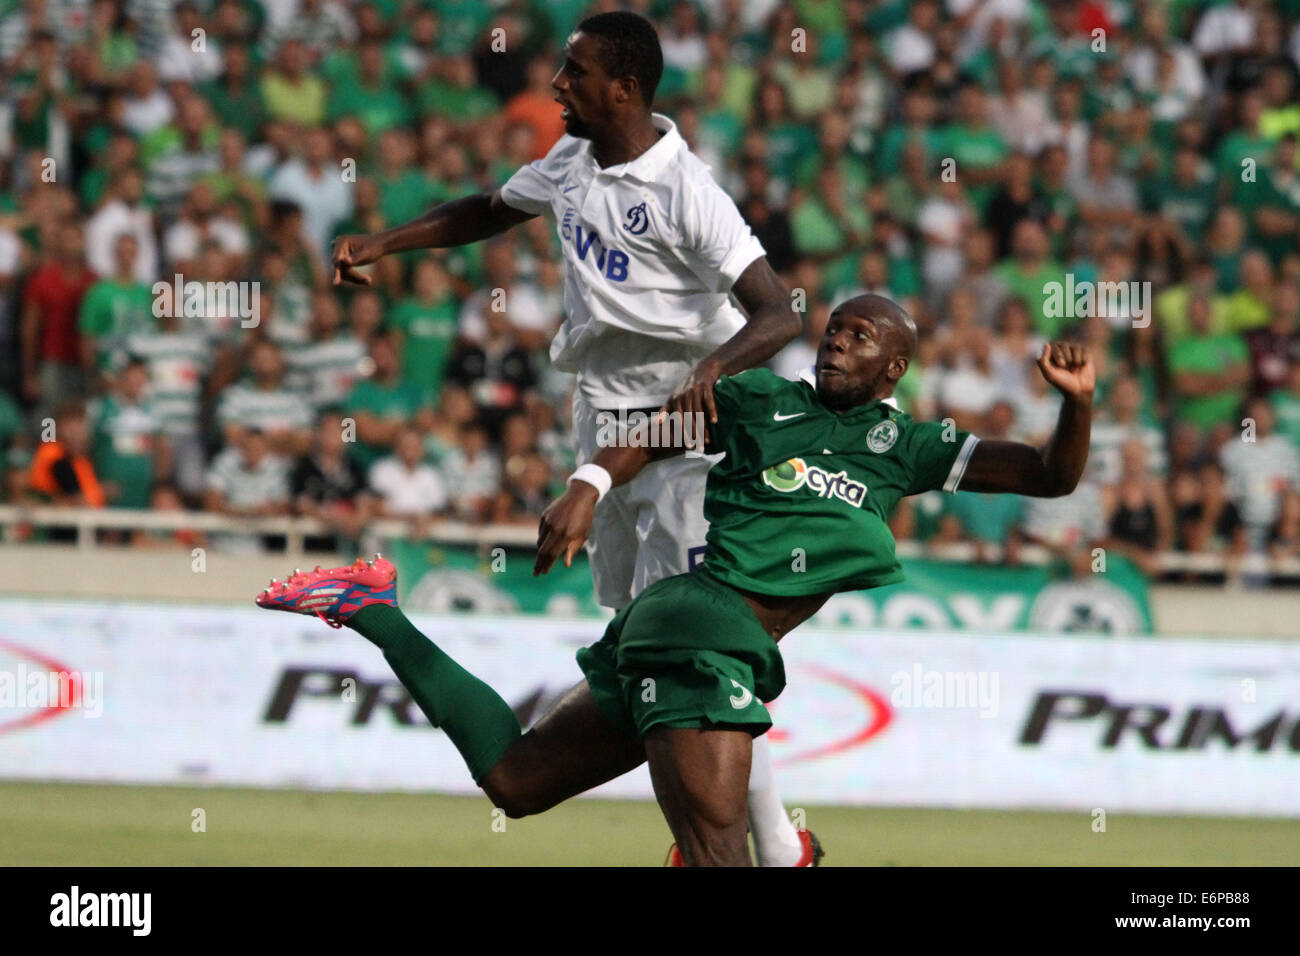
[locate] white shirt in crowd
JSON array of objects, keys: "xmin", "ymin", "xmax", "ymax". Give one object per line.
[
  {"xmin": 122, "ymin": 88, "xmax": 175, "ymax": 137},
  {"xmin": 885, "ymin": 24, "xmax": 935, "ymax": 75},
  {"xmin": 1193, "ymin": 3, "xmax": 1256, "ymax": 56},
  {"xmin": 163, "ymin": 216, "xmax": 249, "ymax": 266},
  {"xmin": 155, "ymin": 33, "xmax": 224, "ymax": 84},
  {"xmin": 369, "ymin": 457, "xmax": 449, "ymax": 517},
  {"xmin": 268, "ymin": 159, "xmax": 354, "ymax": 259},
  {"xmin": 1220, "ymin": 435, "xmax": 1300, "ymax": 529},
  {"xmin": 85, "ymin": 199, "xmax": 160, "ymax": 284},
  {"xmin": 500, "ymin": 112, "xmax": 764, "ymax": 408},
  {"xmin": 457, "ymin": 281, "xmax": 556, "ymax": 344}
]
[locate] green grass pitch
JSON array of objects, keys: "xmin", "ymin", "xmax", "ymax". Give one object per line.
[{"xmin": 1, "ymin": 780, "xmax": 1296, "ymax": 865}]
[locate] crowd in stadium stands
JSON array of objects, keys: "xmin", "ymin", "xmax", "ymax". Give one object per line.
[{"xmin": 1, "ymin": 0, "xmax": 1299, "ymax": 583}]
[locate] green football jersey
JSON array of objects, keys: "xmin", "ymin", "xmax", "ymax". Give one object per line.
[{"xmin": 701, "ymin": 369, "xmax": 977, "ymax": 597}]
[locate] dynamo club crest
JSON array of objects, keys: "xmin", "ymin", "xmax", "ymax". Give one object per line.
[{"xmin": 623, "ymin": 201, "xmax": 649, "ymax": 234}]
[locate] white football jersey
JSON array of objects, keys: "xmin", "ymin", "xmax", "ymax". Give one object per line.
[{"xmin": 500, "ymin": 113, "xmax": 765, "ymax": 408}]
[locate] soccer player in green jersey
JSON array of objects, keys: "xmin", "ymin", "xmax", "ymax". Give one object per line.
[{"xmin": 257, "ymin": 293, "xmax": 1094, "ymax": 865}]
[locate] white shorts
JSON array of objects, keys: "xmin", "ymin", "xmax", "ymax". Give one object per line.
[{"xmin": 573, "ymin": 394, "xmax": 716, "ymax": 610}]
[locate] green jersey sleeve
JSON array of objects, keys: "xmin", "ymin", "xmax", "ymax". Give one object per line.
[
  {"xmin": 706, "ymin": 372, "xmax": 746, "ymax": 455},
  {"xmin": 704, "ymin": 369, "xmax": 794, "ymax": 471},
  {"xmin": 901, "ymin": 420, "xmax": 979, "ymax": 496}
]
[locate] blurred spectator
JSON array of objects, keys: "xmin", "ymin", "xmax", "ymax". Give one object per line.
[
  {"xmin": 156, "ymin": 2, "xmax": 223, "ymax": 85},
  {"xmin": 1169, "ymin": 294, "xmax": 1251, "ymax": 436},
  {"xmin": 203, "ymin": 427, "xmax": 290, "ymax": 550},
  {"xmin": 260, "ymin": 38, "xmax": 327, "ymax": 126},
  {"xmin": 88, "ymin": 358, "xmax": 170, "ymax": 509},
  {"xmin": 1219, "ymin": 397, "xmax": 1300, "ymax": 543},
  {"xmin": 934, "ymin": 325, "xmax": 1001, "ymax": 432},
  {"xmin": 163, "ymin": 181, "xmax": 250, "ymax": 275},
  {"xmin": 217, "ymin": 339, "xmax": 314, "ymax": 456},
  {"xmin": 78, "ymin": 232, "xmax": 155, "ymax": 385},
  {"xmin": 1090, "ymin": 375, "xmax": 1167, "ymax": 486},
  {"xmin": 21, "ymin": 220, "xmax": 94, "ymax": 416},
  {"xmin": 1101, "ymin": 439, "xmax": 1172, "ymax": 577},
  {"xmin": 1173, "ymin": 460, "xmax": 1247, "ymax": 568},
  {"xmin": 389, "ymin": 258, "xmax": 459, "ymax": 403},
  {"xmin": 268, "ymin": 126, "xmax": 353, "ymax": 261},
  {"xmin": 1246, "ymin": 282, "xmax": 1300, "ymax": 396},
  {"xmin": 440, "ymin": 420, "xmax": 501, "ymax": 522},
  {"xmin": 491, "ymin": 451, "xmax": 552, "ymax": 525},
  {"xmin": 1268, "ymin": 490, "xmax": 1300, "ymax": 564},
  {"xmin": 26, "ymin": 401, "xmax": 106, "ymax": 509},
  {"xmin": 84, "ymin": 167, "xmax": 159, "ymax": 284},
  {"xmin": 1271, "ymin": 359, "xmax": 1300, "ymax": 449},
  {"xmin": 343, "ymin": 330, "xmax": 431, "ymax": 470},
  {"xmin": 504, "ymin": 54, "xmax": 565, "ymax": 160},
  {"xmin": 286, "ymin": 290, "xmax": 366, "ymax": 411},
  {"xmin": 291, "ymin": 413, "xmax": 374, "ymax": 551},
  {"xmin": 369, "ymin": 424, "xmax": 448, "ymax": 521}
]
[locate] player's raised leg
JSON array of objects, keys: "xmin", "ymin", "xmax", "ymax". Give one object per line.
[
  {"xmin": 255, "ymin": 556, "xmax": 644, "ymax": 816},
  {"xmin": 645, "ymin": 726, "xmax": 753, "ymax": 866},
  {"xmin": 479, "ymin": 678, "xmax": 645, "ymax": 817}
]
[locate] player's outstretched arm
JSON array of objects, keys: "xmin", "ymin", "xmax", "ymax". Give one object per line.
[
  {"xmin": 666, "ymin": 256, "xmax": 800, "ymax": 437},
  {"xmin": 534, "ymin": 421, "xmax": 685, "ymax": 575},
  {"xmin": 331, "ymin": 189, "xmax": 536, "ymax": 285},
  {"xmin": 959, "ymin": 342, "xmax": 1095, "ymax": 497}
]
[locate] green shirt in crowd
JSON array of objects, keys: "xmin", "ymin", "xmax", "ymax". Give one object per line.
[
  {"xmin": 1168, "ymin": 333, "xmax": 1250, "ymax": 431},
  {"xmin": 389, "ymin": 294, "xmax": 459, "ymax": 401},
  {"xmin": 344, "ymin": 378, "xmax": 431, "ymax": 469},
  {"xmin": 78, "ymin": 279, "xmax": 157, "ymax": 371},
  {"xmin": 89, "ymin": 394, "xmax": 161, "ymax": 509}
]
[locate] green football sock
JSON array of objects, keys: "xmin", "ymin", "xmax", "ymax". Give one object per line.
[{"xmin": 349, "ymin": 604, "xmax": 521, "ymax": 784}]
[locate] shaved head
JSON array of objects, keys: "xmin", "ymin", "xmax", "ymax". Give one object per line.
[
  {"xmin": 836, "ymin": 294, "xmax": 917, "ymax": 361},
  {"xmin": 815, "ymin": 294, "xmax": 916, "ymax": 410}
]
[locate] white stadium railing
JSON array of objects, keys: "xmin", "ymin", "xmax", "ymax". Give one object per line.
[{"xmin": 0, "ymin": 504, "xmax": 1297, "ymax": 578}]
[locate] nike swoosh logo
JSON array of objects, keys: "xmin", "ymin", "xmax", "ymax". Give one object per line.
[
  {"xmin": 773, "ymin": 412, "xmax": 805, "ymax": 421},
  {"xmin": 562, "ymin": 184, "xmax": 579, "ymax": 193}
]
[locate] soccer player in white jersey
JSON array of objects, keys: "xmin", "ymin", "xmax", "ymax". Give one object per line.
[{"xmin": 329, "ymin": 12, "xmax": 818, "ymax": 865}]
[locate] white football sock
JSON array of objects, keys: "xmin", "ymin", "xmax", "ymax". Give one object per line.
[{"xmin": 747, "ymin": 734, "xmax": 804, "ymax": 867}]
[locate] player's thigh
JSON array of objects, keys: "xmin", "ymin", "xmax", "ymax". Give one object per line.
[
  {"xmin": 644, "ymin": 726, "xmax": 753, "ymax": 866},
  {"xmin": 627, "ymin": 452, "xmax": 713, "ymax": 597},
  {"xmin": 480, "ymin": 679, "xmax": 645, "ymax": 817}
]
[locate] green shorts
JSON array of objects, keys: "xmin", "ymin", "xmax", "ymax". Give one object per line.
[{"xmin": 576, "ymin": 567, "xmax": 786, "ymax": 740}]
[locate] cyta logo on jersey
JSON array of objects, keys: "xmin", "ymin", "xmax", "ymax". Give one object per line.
[{"xmin": 762, "ymin": 457, "xmax": 868, "ymax": 508}]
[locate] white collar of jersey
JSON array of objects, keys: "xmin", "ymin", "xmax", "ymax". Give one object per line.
[
  {"xmin": 798, "ymin": 366, "xmax": 900, "ymax": 410},
  {"xmin": 582, "ymin": 113, "xmax": 682, "ymax": 183}
]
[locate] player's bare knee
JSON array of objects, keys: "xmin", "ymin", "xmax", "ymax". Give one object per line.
[{"xmin": 479, "ymin": 767, "xmax": 550, "ymax": 819}]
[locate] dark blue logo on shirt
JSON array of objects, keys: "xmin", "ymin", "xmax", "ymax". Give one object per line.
[{"xmin": 622, "ymin": 202, "xmax": 649, "ymax": 235}]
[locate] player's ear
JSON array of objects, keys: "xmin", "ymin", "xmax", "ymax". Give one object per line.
[
  {"xmin": 615, "ymin": 75, "xmax": 639, "ymax": 105},
  {"xmin": 888, "ymin": 355, "xmax": 909, "ymax": 383}
]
